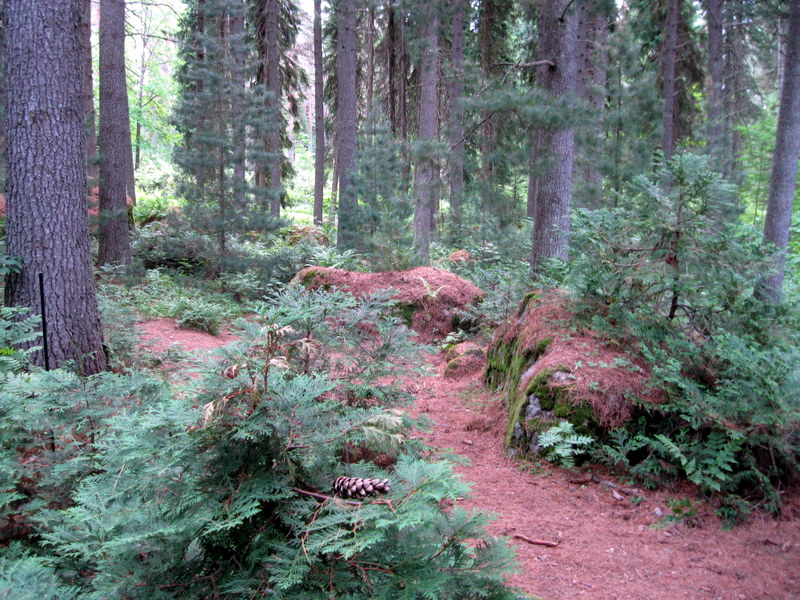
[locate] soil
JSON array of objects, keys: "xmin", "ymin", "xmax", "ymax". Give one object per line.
[{"xmin": 139, "ymin": 318, "xmax": 800, "ymax": 600}]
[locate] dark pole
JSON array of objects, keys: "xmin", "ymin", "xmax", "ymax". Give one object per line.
[{"xmin": 38, "ymin": 272, "xmax": 50, "ymax": 371}]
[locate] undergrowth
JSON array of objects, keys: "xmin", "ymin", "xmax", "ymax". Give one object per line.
[
  {"xmin": 567, "ymin": 154, "xmax": 800, "ymax": 522},
  {"xmin": 0, "ymin": 284, "xmax": 524, "ymax": 599}
]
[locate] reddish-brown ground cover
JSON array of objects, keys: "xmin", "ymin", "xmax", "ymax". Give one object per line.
[
  {"xmin": 139, "ymin": 318, "xmax": 800, "ymax": 600},
  {"xmin": 294, "ymin": 266, "xmax": 483, "ymax": 342}
]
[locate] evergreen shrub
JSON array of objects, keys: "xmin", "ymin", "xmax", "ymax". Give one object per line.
[
  {"xmin": 568, "ymin": 154, "xmax": 800, "ymax": 519},
  {"xmin": 0, "ymin": 286, "xmax": 524, "ymax": 598}
]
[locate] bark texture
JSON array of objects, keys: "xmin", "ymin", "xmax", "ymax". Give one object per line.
[
  {"xmin": 661, "ymin": 0, "xmax": 679, "ymax": 160},
  {"xmin": 760, "ymin": 0, "xmax": 800, "ymax": 301},
  {"xmin": 336, "ymin": 0, "xmax": 358, "ymax": 249},
  {"xmin": 530, "ymin": 0, "xmax": 579, "ymax": 274},
  {"xmin": 4, "ymin": 0, "xmax": 108, "ymax": 374},
  {"xmin": 413, "ymin": 8, "xmax": 440, "ymax": 264},
  {"xmin": 313, "ymin": 0, "xmax": 324, "ymax": 225},
  {"xmin": 260, "ymin": 0, "xmax": 283, "ymax": 218},
  {"xmin": 98, "ymin": 0, "xmax": 132, "ymax": 265}
]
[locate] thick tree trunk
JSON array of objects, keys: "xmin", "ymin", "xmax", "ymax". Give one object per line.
[
  {"xmin": 4, "ymin": 0, "xmax": 108, "ymax": 375},
  {"xmin": 336, "ymin": 0, "xmax": 358, "ymax": 249},
  {"xmin": 82, "ymin": 0, "xmax": 99, "ymax": 187},
  {"xmin": 759, "ymin": 0, "xmax": 800, "ymax": 302},
  {"xmin": 530, "ymin": 0, "xmax": 579, "ymax": 274},
  {"xmin": 413, "ymin": 9, "xmax": 440, "ymax": 264},
  {"xmin": 705, "ymin": 0, "xmax": 725, "ymax": 173},
  {"xmin": 661, "ymin": 0, "xmax": 679, "ymax": 161},
  {"xmin": 448, "ymin": 1, "xmax": 466, "ymax": 238},
  {"xmin": 313, "ymin": 0, "xmax": 324, "ymax": 226},
  {"xmin": 98, "ymin": 0, "xmax": 132, "ymax": 265}
]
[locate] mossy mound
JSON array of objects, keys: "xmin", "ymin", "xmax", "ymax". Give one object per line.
[
  {"xmin": 443, "ymin": 345, "xmax": 485, "ymax": 380},
  {"xmin": 293, "ymin": 266, "xmax": 483, "ymax": 343},
  {"xmin": 485, "ymin": 291, "xmax": 661, "ymax": 458}
]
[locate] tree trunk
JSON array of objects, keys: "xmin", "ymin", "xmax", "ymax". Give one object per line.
[
  {"xmin": 705, "ymin": 0, "xmax": 725, "ymax": 173},
  {"xmin": 82, "ymin": 0, "xmax": 99, "ymax": 187},
  {"xmin": 336, "ymin": 0, "xmax": 358, "ymax": 249},
  {"xmin": 367, "ymin": 5, "xmax": 375, "ymax": 109},
  {"xmin": 448, "ymin": 1, "xmax": 466, "ymax": 238},
  {"xmin": 530, "ymin": 0, "xmax": 579, "ymax": 274},
  {"xmin": 4, "ymin": 0, "xmax": 108, "ymax": 375},
  {"xmin": 230, "ymin": 6, "xmax": 246, "ymax": 206},
  {"xmin": 661, "ymin": 0, "xmax": 679, "ymax": 161},
  {"xmin": 262, "ymin": 0, "xmax": 283, "ymax": 218},
  {"xmin": 98, "ymin": 0, "xmax": 132, "ymax": 265},
  {"xmin": 313, "ymin": 0, "xmax": 324, "ymax": 226},
  {"xmin": 413, "ymin": 8, "xmax": 440, "ymax": 264},
  {"xmin": 759, "ymin": 0, "xmax": 800, "ymax": 302},
  {"xmin": 576, "ymin": 1, "xmax": 608, "ymax": 205},
  {"xmin": 478, "ymin": 0, "xmax": 497, "ymax": 185}
]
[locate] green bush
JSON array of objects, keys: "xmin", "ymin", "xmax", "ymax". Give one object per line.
[
  {"xmin": 568, "ymin": 154, "xmax": 800, "ymax": 519},
  {"xmin": 0, "ymin": 287, "xmax": 524, "ymax": 598}
]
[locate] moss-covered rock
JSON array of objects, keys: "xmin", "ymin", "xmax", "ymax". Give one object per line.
[{"xmin": 486, "ymin": 291, "xmax": 658, "ymax": 459}]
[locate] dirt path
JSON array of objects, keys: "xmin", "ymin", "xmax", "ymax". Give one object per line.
[{"xmin": 139, "ymin": 320, "xmax": 800, "ymax": 600}]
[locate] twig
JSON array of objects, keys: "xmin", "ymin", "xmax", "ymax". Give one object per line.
[
  {"xmin": 292, "ymin": 487, "xmax": 361, "ymax": 506},
  {"xmin": 513, "ymin": 533, "xmax": 560, "ymax": 547}
]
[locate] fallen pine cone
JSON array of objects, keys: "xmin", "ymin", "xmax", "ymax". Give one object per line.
[{"xmin": 332, "ymin": 476, "xmax": 391, "ymax": 499}]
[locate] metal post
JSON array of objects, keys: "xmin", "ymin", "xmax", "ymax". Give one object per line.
[{"xmin": 38, "ymin": 272, "xmax": 50, "ymax": 371}]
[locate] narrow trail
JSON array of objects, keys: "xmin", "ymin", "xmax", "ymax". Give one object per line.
[{"xmin": 140, "ymin": 319, "xmax": 800, "ymax": 600}]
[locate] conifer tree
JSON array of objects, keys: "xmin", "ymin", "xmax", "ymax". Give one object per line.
[{"xmin": 174, "ymin": 0, "xmax": 277, "ymax": 259}]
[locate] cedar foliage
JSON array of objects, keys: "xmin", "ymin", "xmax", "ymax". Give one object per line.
[{"xmin": 0, "ymin": 286, "xmax": 524, "ymax": 599}]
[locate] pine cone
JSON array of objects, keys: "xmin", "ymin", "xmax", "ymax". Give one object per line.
[{"xmin": 332, "ymin": 476, "xmax": 391, "ymax": 499}]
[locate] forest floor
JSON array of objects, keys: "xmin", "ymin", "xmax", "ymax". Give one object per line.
[{"xmin": 140, "ymin": 318, "xmax": 800, "ymax": 600}]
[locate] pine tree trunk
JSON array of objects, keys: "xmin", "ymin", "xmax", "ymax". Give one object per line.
[
  {"xmin": 336, "ymin": 0, "xmax": 358, "ymax": 249},
  {"xmin": 82, "ymin": 0, "xmax": 99, "ymax": 187},
  {"xmin": 576, "ymin": 1, "xmax": 608, "ymax": 205},
  {"xmin": 705, "ymin": 0, "xmax": 725, "ymax": 173},
  {"xmin": 530, "ymin": 0, "xmax": 579, "ymax": 274},
  {"xmin": 230, "ymin": 6, "xmax": 246, "ymax": 206},
  {"xmin": 4, "ymin": 0, "xmax": 108, "ymax": 375},
  {"xmin": 313, "ymin": 0, "xmax": 325, "ymax": 226},
  {"xmin": 661, "ymin": 0, "xmax": 679, "ymax": 161},
  {"xmin": 759, "ymin": 0, "xmax": 800, "ymax": 302},
  {"xmin": 448, "ymin": 1, "xmax": 466, "ymax": 238},
  {"xmin": 98, "ymin": 0, "xmax": 132, "ymax": 265},
  {"xmin": 478, "ymin": 0, "xmax": 497, "ymax": 185},
  {"xmin": 413, "ymin": 9, "xmax": 440, "ymax": 264},
  {"xmin": 262, "ymin": 0, "xmax": 282, "ymax": 218}
]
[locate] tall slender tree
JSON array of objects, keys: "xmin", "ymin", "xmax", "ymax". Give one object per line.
[
  {"xmin": 4, "ymin": 0, "xmax": 108, "ymax": 374},
  {"xmin": 313, "ymin": 0, "xmax": 324, "ymax": 226},
  {"xmin": 530, "ymin": 0, "xmax": 580, "ymax": 273},
  {"xmin": 447, "ymin": 0, "xmax": 466, "ymax": 238},
  {"xmin": 81, "ymin": 0, "xmax": 99, "ymax": 187},
  {"xmin": 759, "ymin": 0, "xmax": 800, "ymax": 302},
  {"xmin": 661, "ymin": 0, "xmax": 679, "ymax": 160},
  {"xmin": 257, "ymin": 0, "xmax": 283, "ymax": 218},
  {"xmin": 336, "ymin": 0, "xmax": 358, "ymax": 249},
  {"xmin": 98, "ymin": 0, "xmax": 132, "ymax": 266},
  {"xmin": 412, "ymin": 4, "xmax": 440, "ymax": 263}
]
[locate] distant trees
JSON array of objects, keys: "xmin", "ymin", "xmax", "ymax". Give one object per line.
[
  {"xmin": 335, "ymin": 0, "xmax": 358, "ymax": 250},
  {"xmin": 174, "ymin": 0, "xmax": 276, "ymax": 258},
  {"xmin": 3, "ymin": 0, "xmax": 107, "ymax": 374},
  {"xmin": 98, "ymin": 0, "xmax": 132, "ymax": 266},
  {"xmin": 760, "ymin": 0, "xmax": 800, "ymax": 301}
]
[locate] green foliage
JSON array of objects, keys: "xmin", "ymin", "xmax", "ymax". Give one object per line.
[
  {"xmin": 568, "ymin": 154, "xmax": 800, "ymax": 518},
  {"xmin": 0, "ymin": 286, "xmax": 523, "ymax": 598},
  {"xmin": 0, "ymin": 307, "xmax": 41, "ymax": 375},
  {"xmin": 538, "ymin": 421, "xmax": 594, "ymax": 468}
]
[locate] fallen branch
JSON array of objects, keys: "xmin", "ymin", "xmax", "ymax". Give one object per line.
[{"xmin": 513, "ymin": 534, "xmax": 560, "ymax": 547}]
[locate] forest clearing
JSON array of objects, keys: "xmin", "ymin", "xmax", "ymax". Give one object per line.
[{"xmin": 1, "ymin": 0, "xmax": 799, "ymax": 598}]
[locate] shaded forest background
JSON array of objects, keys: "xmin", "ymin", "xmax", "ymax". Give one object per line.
[{"xmin": 0, "ymin": 0, "xmax": 798, "ymax": 597}]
